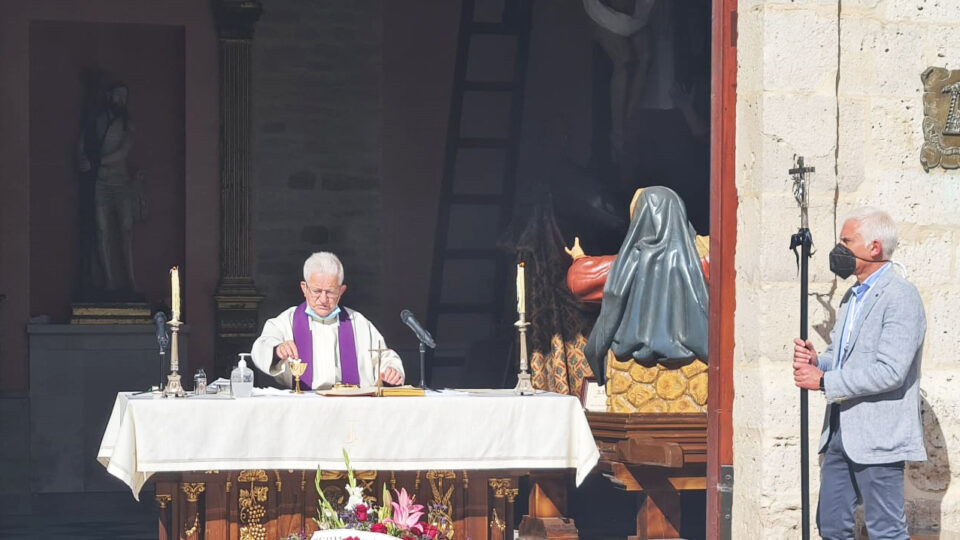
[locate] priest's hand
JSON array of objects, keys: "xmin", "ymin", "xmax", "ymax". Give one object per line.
[
  {"xmin": 274, "ymin": 340, "xmax": 300, "ymax": 361},
  {"xmin": 381, "ymin": 367, "xmax": 403, "ymax": 386},
  {"xmin": 793, "ymin": 338, "xmax": 818, "ymax": 367}
]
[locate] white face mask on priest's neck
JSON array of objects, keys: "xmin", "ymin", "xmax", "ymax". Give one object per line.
[{"xmin": 306, "ymin": 305, "xmax": 340, "ymax": 321}]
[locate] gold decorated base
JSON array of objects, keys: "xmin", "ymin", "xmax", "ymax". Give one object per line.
[
  {"xmin": 163, "ymin": 372, "xmax": 186, "ymax": 398},
  {"xmin": 514, "ymin": 372, "xmax": 535, "ymax": 395},
  {"xmin": 604, "ymin": 353, "xmax": 708, "ymax": 413}
]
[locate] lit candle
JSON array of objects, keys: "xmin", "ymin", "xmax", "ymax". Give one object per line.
[
  {"xmin": 170, "ymin": 266, "xmax": 180, "ymax": 322},
  {"xmin": 516, "ymin": 263, "xmax": 525, "ymax": 314}
]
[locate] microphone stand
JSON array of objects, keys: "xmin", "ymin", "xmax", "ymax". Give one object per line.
[
  {"xmin": 419, "ymin": 341, "xmax": 427, "ymax": 389},
  {"xmin": 158, "ymin": 345, "xmax": 167, "ymax": 391}
]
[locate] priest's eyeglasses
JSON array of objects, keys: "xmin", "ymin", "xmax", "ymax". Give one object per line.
[{"xmin": 306, "ymin": 287, "xmax": 341, "ymax": 300}]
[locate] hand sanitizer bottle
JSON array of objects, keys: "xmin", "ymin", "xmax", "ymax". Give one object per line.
[{"xmin": 231, "ymin": 354, "xmax": 254, "ymax": 398}]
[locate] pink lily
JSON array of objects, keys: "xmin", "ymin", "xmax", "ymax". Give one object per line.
[{"xmin": 384, "ymin": 488, "xmax": 424, "ymax": 530}]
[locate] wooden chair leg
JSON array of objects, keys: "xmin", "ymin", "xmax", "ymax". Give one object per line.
[{"xmin": 633, "ymin": 486, "xmax": 682, "ymax": 540}]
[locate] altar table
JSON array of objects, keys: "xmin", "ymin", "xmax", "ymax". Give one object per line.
[{"xmin": 98, "ymin": 389, "xmax": 599, "ymax": 540}]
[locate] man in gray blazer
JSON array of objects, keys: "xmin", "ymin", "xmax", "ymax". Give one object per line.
[{"xmin": 793, "ymin": 207, "xmax": 926, "ymax": 540}]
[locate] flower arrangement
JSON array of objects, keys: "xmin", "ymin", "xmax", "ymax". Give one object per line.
[{"xmin": 282, "ymin": 450, "xmax": 450, "ymax": 540}]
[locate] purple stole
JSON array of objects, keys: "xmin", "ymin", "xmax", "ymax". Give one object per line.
[{"xmin": 291, "ymin": 303, "xmax": 360, "ymax": 387}]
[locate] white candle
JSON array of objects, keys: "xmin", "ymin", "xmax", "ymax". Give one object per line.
[
  {"xmin": 516, "ymin": 263, "xmax": 525, "ymax": 314},
  {"xmin": 170, "ymin": 266, "xmax": 181, "ymax": 322}
]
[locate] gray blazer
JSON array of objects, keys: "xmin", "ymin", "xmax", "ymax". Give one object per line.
[{"xmin": 818, "ymin": 267, "xmax": 927, "ymax": 464}]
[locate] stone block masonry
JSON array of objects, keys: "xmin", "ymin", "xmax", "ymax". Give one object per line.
[
  {"xmin": 251, "ymin": 0, "xmax": 384, "ymax": 322},
  {"xmin": 735, "ymin": 0, "xmax": 960, "ymax": 536}
]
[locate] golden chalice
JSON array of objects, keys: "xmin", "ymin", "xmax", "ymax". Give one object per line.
[{"xmin": 288, "ymin": 359, "xmax": 307, "ymax": 394}]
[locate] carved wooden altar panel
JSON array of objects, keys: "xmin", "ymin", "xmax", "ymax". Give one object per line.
[{"xmin": 153, "ymin": 469, "xmax": 526, "ymax": 540}]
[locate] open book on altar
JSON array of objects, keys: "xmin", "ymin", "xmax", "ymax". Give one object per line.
[
  {"xmin": 379, "ymin": 385, "xmax": 426, "ymax": 397},
  {"xmin": 315, "ymin": 385, "xmax": 426, "ymax": 397}
]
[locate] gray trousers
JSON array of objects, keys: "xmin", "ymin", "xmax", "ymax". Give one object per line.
[{"xmin": 817, "ymin": 406, "xmax": 908, "ymax": 540}]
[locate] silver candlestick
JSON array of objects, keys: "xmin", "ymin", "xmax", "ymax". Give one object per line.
[
  {"xmin": 162, "ymin": 319, "xmax": 186, "ymax": 398},
  {"xmin": 513, "ymin": 312, "xmax": 535, "ymax": 395}
]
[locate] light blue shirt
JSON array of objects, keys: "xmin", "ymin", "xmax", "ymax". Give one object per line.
[{"xmin": 836, "ymin": 263, "xmax": 890, "ymax": 367}]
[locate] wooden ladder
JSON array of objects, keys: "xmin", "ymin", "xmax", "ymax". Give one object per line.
[{"xmin": 425, "ymin": 0, "xmax": 533, "ymax": 386}]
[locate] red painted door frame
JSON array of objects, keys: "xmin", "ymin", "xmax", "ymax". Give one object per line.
[{"xmin": 706, "ymin": 0, "xmax": 737, "ymax": 538}]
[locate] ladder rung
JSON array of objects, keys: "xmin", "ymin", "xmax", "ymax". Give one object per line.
[
  {"xmin": 463, "ymin": 80, "xmax": 515, "ymax": 92},
  {"xmin": 437, "ymin": 303, "xmax": 497, "ymax": 313},
  {"xmin": 470, "ymin": 22, "xmax": 519, "ymax": 35},
  {"xmin": 450, "ymin": 194, "xmax": 504, "ymax": 204},
  {"xmin": 444, "ymin": 248, "xmax": 500, "ymax": 260},
  {"xmin": 458, "ymin": 137, "xmax": 509, "ymax": 148}
]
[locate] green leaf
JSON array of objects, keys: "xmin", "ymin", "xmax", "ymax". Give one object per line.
[
  {"xmin": 314, "ymin": 466, "xmax": 344, "ymax": 529},
  {"xmin": 342, "ymin": 448, "xmax": 357, "ymax": 488}
]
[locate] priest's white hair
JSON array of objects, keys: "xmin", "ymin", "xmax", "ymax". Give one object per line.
[
  {"xmin": 844, "ymin": 207, "xmax": 898, "ymax": 259},
  {"xmin": 303, "ymin": 251, "xmax": 344, "ymax": 285}
]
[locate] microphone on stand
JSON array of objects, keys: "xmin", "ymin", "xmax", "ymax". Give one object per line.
[
  {"xmin": 154, "ymin": 311, "xmax": 170, "ymax": 350},
  {"xmin": 400, "ymin": 309, "xmax": 436, "ymax": 348},
  {"xmin": 400, "ymin": 309, "xmax": 435, "ymax": 389},
  {"xmin": 154, "ymin": 311, "xmax": 170, "ymax": 391}
]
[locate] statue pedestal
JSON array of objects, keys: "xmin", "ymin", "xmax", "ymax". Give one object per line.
[
  {"xmin": 27, "ymin": 324, "xmax": 189, "ymax": 494},
  {"xmin": 70, "ymin": 302, "xmax": 152, "ymax": 324}
]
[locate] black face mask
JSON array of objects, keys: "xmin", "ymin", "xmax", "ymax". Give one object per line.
[
  {"xmin": 829, "ymin": 243, "xmax": 886, "ymax": 279},
  {"xmin": 829, "ymin": 244, "xmax": 857, "ymax": 279}
]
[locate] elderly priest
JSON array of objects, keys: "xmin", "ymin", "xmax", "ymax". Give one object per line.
[{"xmin": 251, "ymin": 251, "xmax": 405, "ymax": 389}]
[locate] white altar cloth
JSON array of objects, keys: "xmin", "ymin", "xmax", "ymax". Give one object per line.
[{"xmin": 97, "ymin": 389, "xmax": 599, "ymax": 499}]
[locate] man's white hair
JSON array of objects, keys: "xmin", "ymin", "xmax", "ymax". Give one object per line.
[
  {"xmin": 843, "ymin": 207, "xmax": 898, "ymax": 259},
  {"xmin": 303, "ymin": 251, "xmax": 344, "ymax": 285}
]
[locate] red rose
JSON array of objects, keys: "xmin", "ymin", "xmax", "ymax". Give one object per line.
[
  {"xmin": 370, "ymin": 523, "xmax": 388, "ymax": 534},
  {"xmin": 420, "ymin": 523, "xmax": 439, "ymax": 539},
  {"xmin": 345, "ymin": 537, "xmax": 360, "ymax": 540},
  {"xmin": 355, "ymin": 504, "xmax": 368, "ymax": 521}
]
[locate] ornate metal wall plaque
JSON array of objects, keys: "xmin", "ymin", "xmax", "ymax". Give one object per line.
[{"xmin": 921, "ymin": 67, "xmax": 960, "ymax": 171}]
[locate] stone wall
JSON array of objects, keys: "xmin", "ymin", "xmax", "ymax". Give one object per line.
[
  {"xmin": 734, "ymin": 0, "xmax": 960, "ymax": 537},
  {"xmin": 251, "ymin": 0, "xmax": 384, "ymax": 322}
]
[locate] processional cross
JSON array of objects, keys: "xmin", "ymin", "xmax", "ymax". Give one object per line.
[{"xmin": 788, "ymin": 155, "xmax": 815, "ymax": 540}]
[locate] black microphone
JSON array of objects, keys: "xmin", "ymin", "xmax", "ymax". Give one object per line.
[
  {"xmin": 153, "ymin": 311, "xmax": 170, "ymax": 351},
  {"xmin": 400, "ymin": 309, "xmax": 436, "ymax": 349}
]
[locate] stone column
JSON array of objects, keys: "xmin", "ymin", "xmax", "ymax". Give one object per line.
[{"xmin": 212, "ymin": 0, "xmax": 263, "ymax": 377}]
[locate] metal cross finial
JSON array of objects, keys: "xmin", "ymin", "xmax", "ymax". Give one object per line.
[{"xmin": 790, "ymin": 155, "xmax": 816, "ymax": 229}]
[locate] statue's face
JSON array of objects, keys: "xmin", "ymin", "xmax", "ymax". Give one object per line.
[
  {"xmin": 300, "ymin": 273, "xmax": 346, "ymax": 317},
  {"xmin": 108, "ymin": 87, "xmax": 128, "ymax": 109}
]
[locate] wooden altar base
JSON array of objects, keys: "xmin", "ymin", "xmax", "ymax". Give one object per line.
[
  {"xmin": 153, "ymin": 469, "xmax": 573, "ymax": 540},
  {"xmin": 587, "ymin": 412, "xmax": 708, "ymax": 540}
]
